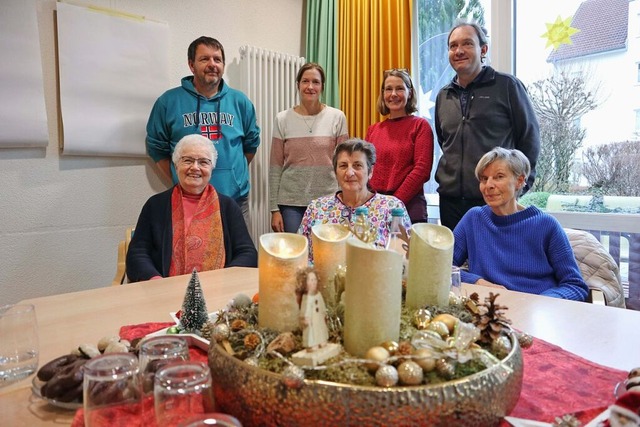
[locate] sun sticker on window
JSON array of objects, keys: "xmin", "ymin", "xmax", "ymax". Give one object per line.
[{"xmin": 541, "ymin": 15, "xmax": 580, "ymax": 50}]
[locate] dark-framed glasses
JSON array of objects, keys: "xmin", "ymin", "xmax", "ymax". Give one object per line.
[{"xmin": 180, "ymin": 157, "xmax": 212, "ymax": 167}]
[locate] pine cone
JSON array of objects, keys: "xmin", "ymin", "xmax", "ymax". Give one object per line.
[
  {"xmin": 471, "ymin": 292, "xmax": 511, "ymax": 345},
  {"xmin": 243, "ymin": 333, "xmax": 261, "ymax": 351},
  {"xmin": 231, "ymin": 319, "xmax": 248, "ymax": 332},
  {"xmin": 395, "ymin": 341, "xmax": 414, "ymax": 364}
]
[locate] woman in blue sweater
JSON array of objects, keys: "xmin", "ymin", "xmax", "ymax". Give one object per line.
[{"xmin": 453, "ymin": 147, "xmax": 588, "ymax": 301}]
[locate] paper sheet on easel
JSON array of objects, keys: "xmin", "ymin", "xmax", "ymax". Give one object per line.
[
  {"xmin": 56, "ymin": 2, "xmax": 170, "ymax": 156},
  {"xmin": 0, "ymin": 1, "xmax": 48, "ymax": 147}
]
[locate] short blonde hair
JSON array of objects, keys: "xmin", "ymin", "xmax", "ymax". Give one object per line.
[{"xmin": 475, "ymin": 147, "xmax": 530, "ymax": 196}]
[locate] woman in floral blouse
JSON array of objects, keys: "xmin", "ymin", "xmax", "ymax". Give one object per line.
[{"xmin": 298, "ymin": 138, "xmax": 411, "ymax": 262}]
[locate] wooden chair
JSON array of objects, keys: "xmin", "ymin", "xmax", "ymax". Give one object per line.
[{"xmin": 111, "ymin": 227, "xmax": 135, "ymax": 286}]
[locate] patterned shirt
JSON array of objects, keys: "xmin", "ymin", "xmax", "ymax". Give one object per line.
[{"xmin": 298, "ymin": 192, "xmax": 411, "ymax": 262}]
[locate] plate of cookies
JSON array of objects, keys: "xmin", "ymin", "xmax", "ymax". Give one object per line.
[
  {"xmin": 31, "ymin": 336, "xmax": 133, "ymax": 409},
  {"xmin": 32, "ymin": 375, "xmax": 83, "ymax": 410}
]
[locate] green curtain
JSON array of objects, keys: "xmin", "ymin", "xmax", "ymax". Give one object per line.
[{"xmin": 305, "ymin": 0, "xmax": 340, "ymax": 108}]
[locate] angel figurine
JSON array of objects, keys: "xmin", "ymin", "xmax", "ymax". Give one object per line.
[{"xmin": 296, "ymin": 267, "xmax": 328, "ymax": 350}]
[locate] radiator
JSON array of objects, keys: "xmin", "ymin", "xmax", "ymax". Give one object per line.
[{"xmin": 239, "ymin": 45, "xmax": 306, "ymax": 244}]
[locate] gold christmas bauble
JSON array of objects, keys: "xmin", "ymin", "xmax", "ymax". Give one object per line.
[
  {"xmin": 517, "ymin": 332, "xmax": 533, "ymax": 349},
  {"xmin": 426, "ymin": 320, "xmax": 450, "ymax": 338},
  {"xmin": 380, "ymin": 340, "xmax": 399, "ymax": 354},
  {"xmin": 397, "ymin": 360, "xmax": 424, "ymax": 385},
  {"xmin": 364, "ymin": 346, "xmax": 390, "ymax": 373},
  {"xmin": 413, "ymin": 348, "xmax": 436, "ymax": 372},
  {"xmin": 412, "ymin": 309, "xmax": 432, "ymax": 330},
  {"xmin": 491, "ymin": 335, "xmax": 512, "ymax": 358},
  {"xmin": 435, "ymin": 358, "xmax": 455, "ymax": 379},
  {"xmin": 432, "ymin": 313, "xmax": 458, "ymax": 334}
]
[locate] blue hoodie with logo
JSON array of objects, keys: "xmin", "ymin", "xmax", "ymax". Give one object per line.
[{"xmin": 146, "ymin": 76, "xmax": 260, "ymax": 200}]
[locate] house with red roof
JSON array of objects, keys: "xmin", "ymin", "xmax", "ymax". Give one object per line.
[{"xmin": 546, "ymin": 0, "xmax": 639, "ymax": 146}]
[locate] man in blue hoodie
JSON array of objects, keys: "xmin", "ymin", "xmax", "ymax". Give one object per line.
[{"xmin": 146, "ymin": 36, "xmax": 260, "ymax": 224}]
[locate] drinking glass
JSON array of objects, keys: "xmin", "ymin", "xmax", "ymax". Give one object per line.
[
  {"xmin": 139, "ymin": 336, "xmax": 190, "ymax": 393},
  {"xmin": 154, "ymin": 361, "xmax": 215, "ymax": 427},
  {"xmin": 451, "ymin": 266, "xmax": 462, "ymax": 297},
  {"xmin": 177, "ymin": 413, "xmax": 242, "ymax": 427},
  {"xmin": 83, "ymin": 353, "xmax": 142, "ymax": 427},
  {"xmin": 0, "ymin": 304, "xmax": 39, "ymax": 386}
]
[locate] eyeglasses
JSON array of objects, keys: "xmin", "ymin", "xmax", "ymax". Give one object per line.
[{"xmin": 180, "ymin": 157, "xmax": 212, "ymax": 167}]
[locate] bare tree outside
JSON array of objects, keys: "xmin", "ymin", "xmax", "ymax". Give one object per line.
[
  {"xmin": 582, "ymin": 141, "xmax": 640, "ymax": 197},
  {"xmin": 528, "ymin": 67, "xmax": 601, "ymax": 193}
]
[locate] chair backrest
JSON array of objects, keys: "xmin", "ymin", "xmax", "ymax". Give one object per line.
[
  {"xmin": 112, "ymin": 240, "xmax": 127, "ymax": 286},
  {"xmin": 112, "ymin": 227, "xmax": 135, "ymax": 286},
  {"xmin": 564, "ymin": 228, "xmax": 626, "ymax": 308}
]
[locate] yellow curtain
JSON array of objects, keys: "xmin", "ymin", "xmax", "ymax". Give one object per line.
[{"xmin": 339, "ymin": 0, "xmax": 413, "ymax": 139}]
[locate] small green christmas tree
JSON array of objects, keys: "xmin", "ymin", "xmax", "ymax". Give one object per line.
[{"xmin": 179, "ymin": 269, "xmax": 209, "ymax": 333}]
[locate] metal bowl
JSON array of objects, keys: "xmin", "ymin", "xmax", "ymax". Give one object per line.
[{"xmin": 208, "ymin": 332, "xmax": 523, "ymax": 427}]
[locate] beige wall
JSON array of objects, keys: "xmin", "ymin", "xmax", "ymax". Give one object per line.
[{"xmin": 0, "ymin": 0, "xmax": 304, "ymax": 304}]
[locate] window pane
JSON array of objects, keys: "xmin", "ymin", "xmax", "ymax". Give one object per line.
[
  {"xmin": 515, "ymin": 0, "xmax": 640, "ymax": 200},
  {"xmin": 415, "ymin": 0, "xmax": 492, "ymax": 193}
]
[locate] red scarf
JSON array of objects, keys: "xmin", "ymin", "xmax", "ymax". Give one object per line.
[{"xmin": 169, "ymin": 185, "xmax": 225, "ymax": 276}]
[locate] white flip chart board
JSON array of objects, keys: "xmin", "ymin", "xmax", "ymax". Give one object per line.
[
  {"xmin": 0, "ymin": 0, "xmax": 48, "ymax": 147},
  {"xmin": 56, "ymin": 2, "xmax": 170, "ymax": 156}
]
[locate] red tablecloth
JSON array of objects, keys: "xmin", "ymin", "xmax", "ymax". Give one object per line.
[
  {"xmin": 71, "ymin": 323, "xmax": 626, "ymax": 426},
  {"xmin": 501, "ymin": 336, "xmax": 625, "ymax": 425}
]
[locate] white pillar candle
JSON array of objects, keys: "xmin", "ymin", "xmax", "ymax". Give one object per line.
[
  {"xmin": 405, "ymin": 224, "xmax": 454, "ymax": 309},
  {"xmin": 343, "ymin": 238, "xmax": 403, "ymax": 358},
  {"xmin": 311, "ymin": 224, "xmax": 351, "ymax": 308},
  {"xmin": 258, "ymin": 233, "xmax": 308, "ymax": 332}
]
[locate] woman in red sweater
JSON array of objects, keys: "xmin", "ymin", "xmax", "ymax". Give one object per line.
[{"xmin": 366, "ymin": 69, "xmax": 434, "ymax": 223}]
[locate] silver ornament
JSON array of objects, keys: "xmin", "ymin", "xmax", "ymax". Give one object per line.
[
  {"xmin": 375, "ymin": 365, "xmax": 399, "ymax": 387},
  {"xmin": 397, "ymin": 360, "xmax": 424, "ymax": 386},
  {"xmin": 282, "ymin": 365, "xmax": 305, "ymax": 389},
  {"xmin": 212, "ymin": 323, "xmax": 231, "ymax": 342},
  {"xmin": 230, "ymin": 293, "xmax": 253, "ymax": 309},
  {"xmin": 449, "ymin": 292, "xmax": 461, "ymax": 306}
]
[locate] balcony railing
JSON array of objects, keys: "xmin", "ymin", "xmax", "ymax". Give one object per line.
[{"xmin": 548, "ymin": 211, "xmax": 640, "ymax": 308}]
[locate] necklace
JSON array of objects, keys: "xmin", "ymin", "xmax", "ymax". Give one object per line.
[
  {"xmin": 300, "ymin": 114, "xmax": 318, "ymax": 133},
  {"xmin": 297, "ymin": 104, "xmax": 323, "ymax": 133},
  {"xmin": 302, "ymin": 116, "xmax": 317, "ymax": 133}
]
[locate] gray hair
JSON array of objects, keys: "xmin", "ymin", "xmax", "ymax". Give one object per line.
[
  {"xmin": 332, "ymin": 138, "xmax": 376, "ymax": 173},
  {"xmin": 172, "ymin": 134, "xmax": 218, "ymax": 168},
  {"xmin": 475, "ymin": 147, "xmax": 531, "ymax": 195}
]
